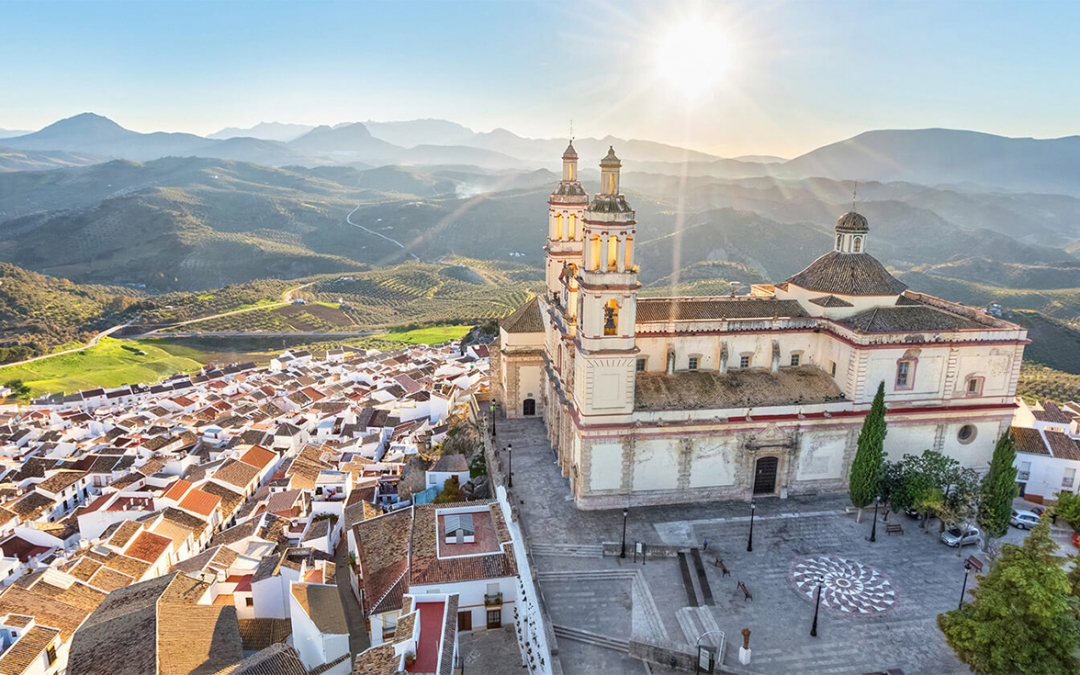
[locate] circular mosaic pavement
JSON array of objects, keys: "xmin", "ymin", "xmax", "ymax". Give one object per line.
[{"xmin": 789, "ymin": 555, "xmax": 897, "ymax": 615}]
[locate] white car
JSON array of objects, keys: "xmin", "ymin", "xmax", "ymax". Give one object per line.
[
  {"xmin": 941, "ymin": 525, "xmax": 980, "ymax": 548},
  {"xmin": 1010, "ymin": 510, "xmax": 1041, "ymax": 530}
]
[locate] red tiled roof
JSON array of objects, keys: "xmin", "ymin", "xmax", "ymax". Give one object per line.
[
  {"xmin": 162, "ymin": 479, "xmax": 193, "ymax": 502},
  {"xmin": 239, "ymin": 445, "xmax": 276, "ymax": 471},
  {"xmin": 178, "ymin": 488, "xmax": 222, "ymax": 517},
  {"xmin": 125, "ymin": 531, "xmax": 172, "ymax": 563}
]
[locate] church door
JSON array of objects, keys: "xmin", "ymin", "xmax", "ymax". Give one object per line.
[
  {"xmin": 753, "ymin": 456, "xmax": 779, "ymax": 495},
  {"xmin": 523, "ymin": 398, "xmax": 536, "ymax": 416}
]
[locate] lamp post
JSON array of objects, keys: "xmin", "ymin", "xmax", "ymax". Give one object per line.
[
  {"xmin": 620, "ymin": 508, "xmax": 629, "ymax": 558},
  {"xmin": 959, "ymin": 555, "xmax": 983, "ymax": 610},
  {"xmin": 746, "ymin": 501, "xmax": 756, "ymax": 552},
  {"xmin": 810, "ymin": 574, "xmax": 824, "ymax": 637},
  {"xmin": 866, "ymin": 496, "xmax": 880, "ymax": 543},
  {"xmin": 489, "ymin": 401, "xmax": 496, "ymax": 440},
  {"xmin": 507, "ymin": 442, "xmax": 513, "ymax": 488}
]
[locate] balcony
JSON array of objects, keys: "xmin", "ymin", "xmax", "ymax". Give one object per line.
[
  {"xmin": 484, "ymin": 592, "xmax": 503, "ymax": 607},
  {"xmin": 1018, "ymin": 471, "xmax": 1031, "ymax": 481}
]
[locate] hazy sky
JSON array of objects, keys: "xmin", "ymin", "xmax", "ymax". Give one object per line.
[{"xmin": 2, "ymin": 0, "xmax": 1078, "ymax": 158}]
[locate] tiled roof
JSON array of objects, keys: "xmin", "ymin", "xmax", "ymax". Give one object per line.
[
  {"xmin": 212, "ymin": 459, "xmax": 260, "ymax": 490},
  {"xmin": 430, "ymin": 454, "xmax": 468, "ymax": 473},
  {"xmin": 125, "ymin": 531, "xmax": 172, "ymax": 563},
  {"xmin": 162, "ymin": 478, "xmax": 193, "ymax": 502},
  {"xmin": 636, "ymin": 298, "xmax": 809, "ymax": 323},
  {"xmin": 808, "ymin": 294, "xmax": 854, "ymax": 308},
  {"xmin": 839, "ymin": 306, "xmax": 987, "ymax": 333},
  {"xmin": 410, "ymin": 503, "xmax": 516, "ymax": 586},
  {"xmin": 347, "ymin": 643, "xmax": 398, "ymax": 675},
  {"xmin": 200, "ymin": 482, "xmax": 244, "ymax": 516},
  {"xmin": 500, "ymin": 296, "xmax": 544, "ymax": 334},
  {"xmin": 0, "ymin": 625, "xmax": 59, "ymax": 675},
  {"xmin": 353, "ymin": 509, "xmax": 412, "ymax": 615},
  {"xmin": 172, "ymin": 545, "xmax": 239, "ymax": 577},
  {"xmin": 1013, "ymin": 427, "xmax": 1050, "ymax": 456},
  {"xmin": 0, "ymin": 585, "xmax": 93, "ymax": 640},
  {"xmin": 787, "ymin": 251, "xmax": 907, "ymax": 296},
  {"xmin": 109, "ymin": 520, "xmax": 144, "ymax": 549},
  {"xmin": 218, "ymin": 642, "xmax": 306, "ymax": 675},
  {"xmin": 236, "ymin": 619, "xmax": 293, "ymax": 653},
  {"xmin": 1034, "ymin": 401, "xmax": 1071, "ymax": 424},
  {"xmin": 157, "ymin": 603, "xmax": 242, "ymax": 675},
  {"xmin": 239, "ymin": 445, "xmax": 276, "ymax": 471},
  {"xmin": 178, "ymin": 488, "xmax": 222, "ymax": 518},
  {"xmin": 635, "ymin": 366, "xmax": 843, "ymax": 411},
  {"xmin": 10, "ymin": 492, "xmax": 54, "ymax": 521},
  {"xmin": 88, "ymin": 566, "xmax": 134, "ymax": 593},
  {"xmin": 37, "ymin": 469, "xmax": 86, "ymax": 493},
  {"xmin": 290, "ymin": 583, "xmax": 347, "ymax": 635},
  {"xmin": 1045, "ymin": 431, "xmax": 1080, "ymax": 461}
]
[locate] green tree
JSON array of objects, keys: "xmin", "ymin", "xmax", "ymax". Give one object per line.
[
  {"xmin": 978, "ymin": 432, "xmax": 1019, "ymax": 541},
  {"xmin": 3, "ymin": 380, "xmax": 30, "ymax": 400},
  {"xmin": 469, "ymin": 452, "xmax": 487, "ymax": 478},
  {"xmin": 1054, "ymin": 491, "xmax": 1080, "ymax": 532},
  {"xmin": 849, "ymin": 381, "xmax": 888, "ymax": 519},
  {"xmin": 433, "ymin": 475, "xmax": 465, "ymax": 504},
  {"xmin": 938, "ymin": 520, "xmax": 1080, "ymax": 675}
]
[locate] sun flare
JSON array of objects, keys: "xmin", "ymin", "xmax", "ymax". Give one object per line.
[{"xmin": 653, "ymin": 19, "xmax": 732, "ymax": 100}]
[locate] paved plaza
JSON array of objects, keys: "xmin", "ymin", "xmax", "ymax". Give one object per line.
[{"xmin": 492, "ymin": 417, "xmax": 1076, "ymax": 675}]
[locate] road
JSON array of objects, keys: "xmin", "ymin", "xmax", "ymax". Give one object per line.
[
  {"xmin": 0, "ymin": 322, "xmax": 131, "ymax": 370},
  {"xmin": 136, "ymin": 281, "xmax": 318, "ymax": 336},
  {"xmin": 346, "ymin": 203, "xmax": 419, "ymax": 261},
  {"xmin": 125, "ymin": 330, "xmax": 379, "ymax": 339}
]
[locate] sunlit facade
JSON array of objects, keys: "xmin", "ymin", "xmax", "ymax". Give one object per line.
[{"xmin": 493, "ymin": 144, "xmax": 1028, "ymax": 510}]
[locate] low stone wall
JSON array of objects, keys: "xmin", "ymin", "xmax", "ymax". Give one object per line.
[
  {"xmin": 601, "ymin": 541, "xmax": 682, "ymax": 559},
  {"xmin": 629, "ymin": 635, "xmax": 699, "ymax": 672}
]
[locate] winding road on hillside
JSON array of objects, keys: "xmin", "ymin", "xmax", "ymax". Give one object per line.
[
  {"xmin": 346, "ymin": 203, "xmax": 420, "ymax": 261},
  {"xmin": 0, "ymin": 281, "xmax": 321, "ymax": 370}
]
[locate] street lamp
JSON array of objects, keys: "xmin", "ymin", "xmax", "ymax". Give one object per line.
[
  {"xmin": 620, "ymin": 508, "xmax": 629, "ymax": 558},
  {"xmin": 810, "ymin": 574, "xmax": 824, "ymax": 637},
  {"xmin": 866, "ymin": 496, "xmax": 880, "ymax": 543},
  {"xmin": 507, "ymin": 442, "xmax": 513, "ymax": 488},
  {"xmin": 489, "ymin": 401, "xmax": 496, "ymax": 439},
  {"xmin": 959, "ymin": 555, "xmax": 983, "ymax": 610},
  {"xmin": 746, "ymin": 501, "xmax": 756, "ymax": 552}
]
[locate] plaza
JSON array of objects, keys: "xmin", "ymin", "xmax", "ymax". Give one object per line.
[{"xmin": 493, "ymin": 416, "xmax": 1076, "ymax": 675}]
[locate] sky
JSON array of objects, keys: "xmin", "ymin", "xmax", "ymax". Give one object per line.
[{"xmin": 1, "ymin": 0, "xmax": 1078, "ymax": 158}]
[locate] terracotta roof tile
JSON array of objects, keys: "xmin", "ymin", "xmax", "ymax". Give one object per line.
[
  {"xmin": 787, "ymin": 251, "xmax": 907, "ymax": 296},
  {"xmin": 1012, "ymin": 427, "xmax": 1050, "ymax": 456},
  {"xmin": 179, "ymin": 488, "xmax": 222, "ymax": 518},
  {"xmin": 125, "ymin": 531, "xmax": 172, "ymax": 563}
]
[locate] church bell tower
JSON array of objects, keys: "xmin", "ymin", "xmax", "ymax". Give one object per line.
[
  {"xmin": 574, "ymin": 147, "xmax": 638, "ymax": 417},
  {"xmin": 545, "ymin": 141, "xmax": 588, "ymax": 314}
]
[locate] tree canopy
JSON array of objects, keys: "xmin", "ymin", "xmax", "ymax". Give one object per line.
[
  {"xmin": 849, "ymin": 381, "xmax": 888, "ymax": 509},
  {"xmin": 938, "ymin": 520, "xmax": 1080, "ymax": 675},
  {"xmin": 978, "ymin": 432, "xmax": 1019, "ymax": 540}
]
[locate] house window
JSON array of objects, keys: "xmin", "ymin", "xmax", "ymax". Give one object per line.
[
  {"xmin": 966, "ymin": 377, "xmax": 984, "ymax": 396},
  {"xmin": 636, "ymin": 358, "xmax": 646, "ymax": 372},
  {"xmin": 1018, "ymin": 461, "xmax": 1031, "ymax": 481},
  {"xmin": 245, "ymin": 597, "xmax": 254, "ymax": 607},
  {"xmin": 830, "ymin": 361, "xmax": 837, "ymax": 377},
  {"xmin": 1065, "ymin": 468, "xmax": 1076, "ymax": 489},
  {"xmin": 852, "ymin": 236, "xmax": 862, "ymax": 253},
  {"xmin": 688, "ymin": 357, "xmax": 699, "ymax": 370},
  {"xmin": 790, "ymin": 353, "xmax": 800, "ymax": 367},
  {"xmin": 740, "ymin": 355, "xmax": 751, "ymax": 369},
  {"xmin": 46, "ymin": 644, "xmax": 57, "ymax": 665},
  {"xmin": 896, "ymin": 360, "xmax": 914, "ymax": 389}
]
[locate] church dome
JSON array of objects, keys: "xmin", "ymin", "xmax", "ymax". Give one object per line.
[
  {"xmin": 562, "ymin": 141, "xmax": 578, "ymax": 161},
  {"xmin": 836, "ymin": 211, "xmax": 869, "ymax": 234},
  {"xmin": 600, "ymin": 146, "xmax": 621, "ymax": 168},
  {"xmin": 786, "ymin": 250, "xmax": 907, "ymax": 296}
]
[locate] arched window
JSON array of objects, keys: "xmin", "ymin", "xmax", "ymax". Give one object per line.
[
  {"xmin": 836, "ymin": 234, "xmax": 843, "ymax": 251},
  {"xmin": 553, "ymin": 213, "xmax": 563, "ymax": 240},
  {"xmin": 589, "ymin": 235, "xmax": 601, "ymax": 271},
  {"xmin": 568, "ymin": 164, "xmax": 575, "ymax": 181},
  {"xmin": 852, "ymin": 236, "xmax": 862, "ymax": 253},
  {"xmin": 603, "ymin": 299, "xmax": 619, "ymax": 336},
  {"xmin": 608, "ymin": 235, "xmax": 619, "ymax": 271},
  {"xmin": 625, "ymin": 235, "xmax": 634, "ymax": 269},
  {"xmin": 608, "ymin": 173, "xmax": 616, "ymax": 194},
  {"xmin": 569, "ymin": 213, "xmax": 577, "ymax": 239}
]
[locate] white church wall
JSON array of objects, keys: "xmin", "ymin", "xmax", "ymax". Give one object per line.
[
  {"xmin": 940, "ymin": 419, "xmax": 1004, "ymax": 469},
  {"xmin": 632, "ymin": 438, "xmax": 680, "ymax": 491},
  {"xmin": 883, "ymin": 423, "xmax": 938, "ymax": 462},
  {"xmin": 796, "ymin": 429, "xmax": 848, "ymax": 481},
  {"xmin": 687, "ymin": 437, "xmax": 738, "ymax": 488},
  {"xmin": 589, "ymin": 443, "xmax": 623, "ymax": 491}
]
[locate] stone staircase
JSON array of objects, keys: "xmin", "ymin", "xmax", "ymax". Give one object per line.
[
  {"xmin": 676, "ymin": 606, "xmax": 724, "ymax": 649},
  {"xmin": 551, "ymin": 625, "xmax": 630, "ymax": 653},
  {"xmin": 529, "ymin": 543, "xmax": 605, "ymax": 558}
]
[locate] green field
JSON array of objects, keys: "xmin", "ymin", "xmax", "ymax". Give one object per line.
[
  {"xmin": 380, "ymin": 325, "xmax": 473, "ymax": 344},
  {"xmin": 0, "ymin": 337, "xmax": 203, "ymax": 397}
]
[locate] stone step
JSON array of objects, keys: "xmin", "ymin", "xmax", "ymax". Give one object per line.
[
  {"xmin": 675, "ymin": 607, "xmax": 704, "ymax": 646},
  {"xmin": 530, "ymin": 543, "xmax": 605, "ymax": 558},
  {"xmin": 536, "ymin": 570, "xmax": 636, "ymax": 582},
  {"xmin": 551, "ymin": 624, "xmax": 629, "ymax": 653}
]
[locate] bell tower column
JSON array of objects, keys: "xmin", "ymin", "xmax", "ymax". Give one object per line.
[
  {"xmin": 544, "ymin": 141, "xmax": 588, "ymax": 305},
  {"xmin": 575, "ymin": 147, "xmax": 638, "ymax": 419}
]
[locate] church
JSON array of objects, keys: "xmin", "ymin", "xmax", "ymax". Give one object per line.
[{"xmin": 492, "ymin": 143, "xmax": 1028, "ymax": 510}]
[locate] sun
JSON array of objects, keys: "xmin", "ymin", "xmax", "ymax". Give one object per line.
[{"xmin": 653, "ymin": 19, "xmax": 732, "ymax": 100}]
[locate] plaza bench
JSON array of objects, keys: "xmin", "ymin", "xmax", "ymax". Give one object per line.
[
  {"xmin": 713, "ymin": 557, "xmax": 730, "ymax": 577},
  {"xmin": 737, "ymin": 581, "xmax": 752, "ymax": 601},
  {"xmin": 886, "ymin": 523, "xmax": 903, "ymax": 535}
]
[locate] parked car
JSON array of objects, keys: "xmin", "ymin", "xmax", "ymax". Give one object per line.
[
  {"xmin": 904, "ymin": 508, "xmax": 921, "ymax": 519},
  {"xmin": 1010, "ymin": 510, "xmax": 1041, "ymax": 529},
  {"xmin": 1031, "ymin": 505, "xmax": 1047, "ymax": 517},
  {"xmin": 941, "ymin": 525, "xmax": 980, "ymax": 547}
]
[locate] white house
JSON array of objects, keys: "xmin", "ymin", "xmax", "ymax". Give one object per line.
[{"xmin": 288, "ymin": 582, "xmax": 350, "ymax": 675}]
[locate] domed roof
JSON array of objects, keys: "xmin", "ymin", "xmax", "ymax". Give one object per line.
[
  {"xmin": 600, "ymin": 146, "xmax": 621, "ymax": 168},
  {"xmin": 836, "ymin": 211, "xmax": 869, "ymax": 233},
  {"xmin": 562, "ymin": 141, "xmax": 578, "ymax": 161},
  {"xmin": 787, "ymin": 250, "xmax": 906, "ymax": 296}
]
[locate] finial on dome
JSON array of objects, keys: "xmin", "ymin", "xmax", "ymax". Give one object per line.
[{"xmin": 600, "ymin": 146, "xmax": 621, "ymax": 167}]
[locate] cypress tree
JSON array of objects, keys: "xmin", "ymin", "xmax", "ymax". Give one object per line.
[
  {"xmin": 938, "ymin": 521, "xmax": 1080, "ymax": 675},
  {"xmin": 849, "ymin": 381, "xmax": 888, "ymax": 512},
  {"xmin": 977, "ymin": 432, "xmax": 1018, "ymax": 541}
]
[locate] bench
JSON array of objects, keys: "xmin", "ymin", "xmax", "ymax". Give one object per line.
[
  {"xmin": 713, "ymin": 558, "xmax": 730, "ymax": 577},
  {"xmin": 737, "ymin": 581, "xmax": 752, "ymax": 602},
  {"xmin": 886, "ymin": 523, "xmax": 903, "ymax": 536}
]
